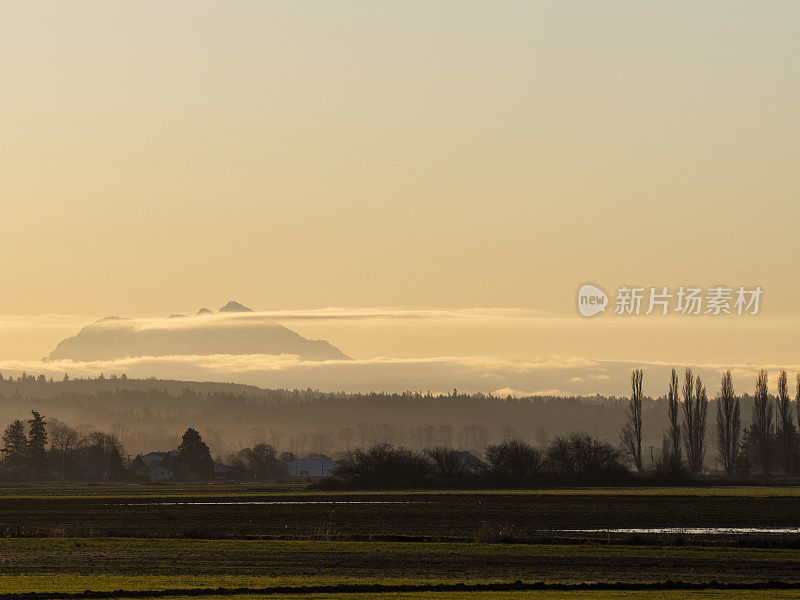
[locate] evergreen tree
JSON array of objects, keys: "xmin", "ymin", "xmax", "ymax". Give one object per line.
[
  {"xmin": 108, "ymin": 445, "xmax": 126, "ymax": 481},
  {"xmin": 27, "ymin": 411, "xmax": 47, "ymax": 472},
  {"xmin": 177, "ymin": 428, "xmax": 213, "ymax": 478},
  {"xmin": 1, "ymin": 420, "xmax": 28, "ymax": 466}
]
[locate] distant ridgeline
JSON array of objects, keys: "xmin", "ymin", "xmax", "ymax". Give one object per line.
[
  {"xmin": 0, "ymin": 372, "xmax": 759, "ymax": 457},
  {"xmin": 44, "ymin": 301, "xmax": 349, "ymax": 362}
]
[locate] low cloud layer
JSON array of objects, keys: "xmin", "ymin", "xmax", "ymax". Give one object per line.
[
  {"xmin": 0, "ymin": 353, "xmax": 789, "ymax": 397},
  {"xmin": 3, "ymin": 307, "xmax": 800, "ymax": 396}
]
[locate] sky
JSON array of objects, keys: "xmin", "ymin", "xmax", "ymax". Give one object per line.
[{"xmin": 1, "ymin": 2, "xmax": 799, "ymax": 395}]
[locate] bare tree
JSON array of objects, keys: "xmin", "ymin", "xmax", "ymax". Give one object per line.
[
  {"xmin": 435, "ymin": 425, "xmax": 453, "ymax": 447},
  {"xmin": 372, "ymin": 423, "xmax": 404, "ymax": 446},
  {"xmin": 776, "ymin": 370, "xmax": 796, "ymax": 473},
  {"xmin": 204, "ymin": 426, "xmax": 225, "ymax": 456},
  {"xmin": 248, "ymin": 426, "xmax": 267, "ymax": 447},
  {"xmin": 796, "ymin": 372, "xmax": 800, "ymax": 439},
  {"xmin": 715, "ymin": 370, "xmax": 740, "ymax": 476},
  {"xmin": 356, "ymin": 422, "xmax": 372, "ymax": 448},
  {"xmin": 337, "ymin": 427, "xmax": 354, "ymax": 451},
  {"xmin": 457, "ymin": 424, "xmax": 490, "ymax": 453},
  {"xmin": 682, "ymin": 369, "xmax": 708, "ymax": 474},
  {"xmin": 485, "ymin": 439, "xmax": 541, "ymax": 484},
  {"xmin": 289, "ymin": 432, "xmax": 309, "ymax": 456},
  {"xmin": 408, "ymin": 425, "xmax": 436, "ymax": 450},
  {"xmin": 621, "ymin": 369, "xmax": 643, "ymax": 472},
  {"xmin": 424, "ymin": 446, "xmax": 463, "ymax": 480},
  {"xmin": 750, "ymin": 369, "xmax": 774, "ymax": 475},
  {"xmin": 664, "ymin": 369, "xmax": 682, "ymax": 471},
  {"xmin": 546, "ymin": 433, "xmax": 622, "ymax": 480},
  {"xmin": 268, "ymin": 428, "xmax": 285, "ymax": 451},
  {"xmin": 310, "ymin": 430, "xmax": 334, "ymax": 456},
  {"xmin": 499, "ymin": 425, "xmax": 520, "ymax": 441},
  {"xmin": 49, "ymin": 420, "xmax": 79, "ymax": 480}
]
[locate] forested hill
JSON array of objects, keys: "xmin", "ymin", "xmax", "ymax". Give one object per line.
[
  {"xmin": 0, "ymin": 372, "xmax": 262, "ymax": 398},
  {"xmin": 0, "ymin": 372, "xmax": 754, "ymax": 459}
]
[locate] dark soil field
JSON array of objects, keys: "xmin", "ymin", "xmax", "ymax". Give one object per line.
[
  {"xmin": 3, "ymin": 485, "xmax": 800, "ymax": 598},
  {"xmin": 1, "ymin": 486, "xmax": 799, "ymax": 539}
]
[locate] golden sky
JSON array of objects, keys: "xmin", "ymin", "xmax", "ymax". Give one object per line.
[{"xmin": 1, "ymin": 2, "xmax": 799, "ymax": 391}]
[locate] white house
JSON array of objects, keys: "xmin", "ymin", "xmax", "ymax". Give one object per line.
[
  {"xmin": 286, "ymin": 456, "xmax": 339, "ymax": 478},
  {"xmin": 141, "ymin": 452, "xmax": 166, "ymax": 467},
  {"xmin": 140, "ymin": 450, "xmax": 180, "ymax": 467}
]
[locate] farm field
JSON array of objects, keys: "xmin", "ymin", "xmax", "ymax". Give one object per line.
[
  {"xmin": 3, "ymin": 485, "xmax": 800, "ymax": 598},
  {"xmin": 2, "ymin": 485, "xmax": 800, "ymax": 539},
  {"xmin": 5, "ymin": 483, "xmax": 800, "ymax": 498}
]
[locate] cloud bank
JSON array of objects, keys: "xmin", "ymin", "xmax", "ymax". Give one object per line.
[{"xmin": 0, "ymin": 353, "xmax": 787, "ymax": 397}]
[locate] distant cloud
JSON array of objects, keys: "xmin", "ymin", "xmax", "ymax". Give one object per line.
[
  {"xmin": 0, "ymin": 314, "xmax": 95, "ymax": 329},
  {"xmin": 0, "ymin": 353, "xmax": 787, "ymax": 397},
  {"xmin": 83, "ymin": 307, "xmax": 551, "ymax": 330}
]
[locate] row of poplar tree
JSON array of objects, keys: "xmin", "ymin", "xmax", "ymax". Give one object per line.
[{"xmin": 622, "ymin": 368, "xmax": 796, "ymax": 477}]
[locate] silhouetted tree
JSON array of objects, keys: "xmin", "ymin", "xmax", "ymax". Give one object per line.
[
  {"xmin": 424, "ymin": 446, "xmax": 463, "ymax": 480},
  {"xmin": 336, "ymin": 444, "xmax": 429, "ymax": 488},
  {"xmin": 1, "ymin": 420, "xmax": 28, "ymax": 466},
  {"xmin": 457, "ymin": 424, "xmax": 490, "ymax": 453},
  {"xmin": 78, "ymin": 431, "xmax": 124, "ymax": 480},
  {"xmin": 545, "ymin": 433, "xmax": 624, "ymax": 481},
  {"xmin": 621, "ymin": 369, "xmax": 643, "ymax": 472},
  {"xmin": 776, "ymin": 370, "xmax": 796, "ymax": 474},
  {"xmin": 663, "ymin": 368, "xmax": 682, "ymax": 472},
  {"xmin": 247, "ymin": 443, "xmax": 279, "ymax": 479},
  {"xmin": 715, "ymin": 371, "xmax": 740, "ymax": 476},
  {"xmin": 176, "ymin": 428, "xmax": 213, "ymax": 478},
  {"xmin": 796, "ymin": 372, "xmax": 800, "ymax": 438},
  {"xmin": 682, "ymin": 370, "xmax": 707, "ymax": 474},
  {"xmin": 485, "ymin": 439, "xmax": 541, "ymax": 485},
  {"xmin": 748, "ymin": 370, "xmax": 774, "ymax": 475},
  {"xmin": 49, "ymin": 420, "xmax": 79, "ymax": 480},
  {"xmin": 27, "ymin": 411, "xmax": 47, "ymax": 472},
  {"xmin": 108, "ymin": 445, "xmax": 126, "ymax": 481}
]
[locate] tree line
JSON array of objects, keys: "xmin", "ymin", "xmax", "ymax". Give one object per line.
[
  {"xmin": 1, "ymin": 410, "xmax": 127, "ymax": 481},
  {"xmin": 329, "ymin": 434, "xmax": 628, "ymax": 488},
  {"xmin": 621, "ymin": 368, "xmax": 800, "ymax": 477}
]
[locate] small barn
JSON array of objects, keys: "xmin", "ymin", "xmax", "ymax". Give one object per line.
[{"xmin": 286, "ymin": 456, "xmax": 339, "ymax": 478}]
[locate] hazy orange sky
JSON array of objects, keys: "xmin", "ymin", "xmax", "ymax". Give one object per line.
[{"xmin": 1, "ymin": 2, "xmax": 799, "ymax": 391}]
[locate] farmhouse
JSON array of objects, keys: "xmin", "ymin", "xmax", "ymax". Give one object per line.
[
  {"xmin": 286, "ymin": 456, "xmax": 339, "ymax": 478},
  {"xmin": 140, "ymin": 450, "xmax": 180, "ymax": 467},
  {"xmin": 135, "ymin": 464, "xmax": 174, "ymax": 481}
]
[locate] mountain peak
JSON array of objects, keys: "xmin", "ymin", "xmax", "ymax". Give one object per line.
[
  {"xmin": 196, "ymin": 308, "xmax": 213, "ymax": 316},
  {"xmin": 219, "ymin": 300, "xmax": 253, "ymax": 313}
]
